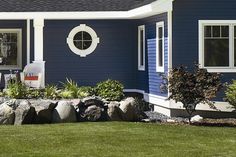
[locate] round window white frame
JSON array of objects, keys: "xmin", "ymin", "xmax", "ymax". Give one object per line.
[{"xmin": 67, "ymin": 24, "xmax": 100, "ymax": 57}]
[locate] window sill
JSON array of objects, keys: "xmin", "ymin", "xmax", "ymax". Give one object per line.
[
  {"xmin": 138, "ymin": 66, "xmax": 145, "ymax": 71},
  {"xmin": 205, "ymin": 68, "xmax": 236, "ymax": 73},
  {"xmin": 156, "ymin": 67, "xmax": 165, "ymax": 73}
]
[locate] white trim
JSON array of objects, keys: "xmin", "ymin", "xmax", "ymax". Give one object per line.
[
  {"xmin": 198, "ymin": 20, "xmax": 236, "ymax": 72},
  {"xmin": 0, "ymin": 0, "xmax": 174, "ymax": 20},
  {"xmin": 138, "ymin": 25, "xmax": 145, "ymax": 71},
  {"xmin": 67, "ymin": 24, "xmax": 100, "ymax": 57},
  {"xmin": 156, "ymin": 21, "xmax": 165, "ymax": 72},
  {"xmin": 0, "ymin": 29, "xmax": 22, "ymax": 70},
  {"xmin": 167, "ymin": 11, "xmax": 173, "ymax": 97},
  {"xmin": 26, "ymin": 19, "xmax": 30, "ymax": 65},
  {"xmin": 34, "ymin": 18, "xmax": 44, "ymax": 61},
  {"xmin": 124, "ymin": 89, "xmax": 145, "ymax": 94}
]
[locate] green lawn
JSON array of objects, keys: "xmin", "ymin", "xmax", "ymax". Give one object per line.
[{"xmin": 0, "ymin": 122, "xmax": 235, "ymax": 157}]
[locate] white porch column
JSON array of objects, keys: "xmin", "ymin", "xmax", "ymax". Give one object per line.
[{"xmin": 33, "ymin": 18, "xmax": 45, "ymax": 88}]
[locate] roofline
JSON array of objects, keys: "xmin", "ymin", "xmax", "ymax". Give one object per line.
[{"xmin": 0, "ymin": 0, "xmax": 174, "ymax": 20}]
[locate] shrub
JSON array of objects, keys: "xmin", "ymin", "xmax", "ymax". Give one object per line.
[
  {"xmin": 77, "ymin": 86, "xmax": 95, "ymax": 98},
  {"xmin": 168, "ymin": 65, "xmax": 222, "ymax": 122},
  {"xmin": 59, "ymin": 90, "xmax": 74, "ymax": 99},
  {"xmin": 27, "ymin": 88, "xmax": 44, "ymax": 99},
  {"xmin": 225, "ymin": 80, "xmax": 236, "ymax": 109},
  {"xmin": 5, "ymin": 82, "xmax": 28, "ymax": 99},
  {"xmin": 44, "ymin": 85, "xmax": 59, "ymax": 100},
  {"xmin": 96, "ymin": 79, "xmax": 124, "ymax": 101},
  {"xmin": 61, "ymin": 78, "xmax": 79, "ymax": 98}
]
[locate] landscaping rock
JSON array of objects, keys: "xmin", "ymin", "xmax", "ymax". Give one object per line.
[
  {"xmin": 191, "ymin": 115, "xmax": 203, "ymax": 123},
  {"xmin": 83, "ymin": 105, "xmax": 103, "ymax": 121},
  {"xmin": 14, "ymin": 100, "xmax": 35, "ymax": 125},
  {"xmin": 82, "ymin": 96, "xmax": 104, "ymax": 107},
  {"xmin": 119, "ymin": 97, "xmax": 139, "ymax": 121},
  {"xmin": 0, "ymin": 103, "xmax": 15, "ymax": 125},
  {"xmin": 52, "ymin": 101, "xmax": 77, "ymax": 123},
  {"xmin": 2, "ymin": 99, "xmax": 17, "ymax": 110},
  {"xmin": 107, "ymin": 103, "xmax": 123, "ymax": 121},
  {"xmin": 70, "ymin": 99, "xmax": 83, "ymax": 112},
  {"xmin": 30, "ymin": 100, "xmax": 57, "ymax": 124}
]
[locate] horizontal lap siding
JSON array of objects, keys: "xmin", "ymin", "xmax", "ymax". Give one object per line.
[
  {"xmin": 173, "ymin": 0, "xmax": 236, "ymax": 101},
  {"xmin": 138, "ymin": 13, "xmax": 168, "ymax": 96},
  {"xmin": 44, "ymin": 20, "xmax": 137, "ymax": 88}
]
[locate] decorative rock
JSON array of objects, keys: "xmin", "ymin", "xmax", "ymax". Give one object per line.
[
  {"xmin": 70, "ymin": 99, "xmax": 83, "ymax": 112},
  {"xmin": 82, "ymin": 96, "xmax": 104, "ymax": 107},
  {"xmin": 0, "ymin": 104, "xmax": 15, "ymax": 125},
  {"xmin": 107, "ymin": 103, "xmax": 123, "ymax": 121},
  {"xmin": 2, "ymin": 99, "xmax": 17, "ymax": 110},
  {"xmin": 52, "ymin": 101, "xmax": 77, "ymax": 123},
  {"xmin": 119, "ymin": 97, "xmax": 139, "ymax": 121},
  {"xmin": 83, "ymin": 105, "xmax": 103, "ymax": 121},
  {"xmin": 14, "ymin": 100, "xmax": 35, "ymax": 125},
  {"xmin": 191, "ymin": 115, "xmax": 203, "ymax": 123},
  {"xmin": 166, "ymin": 119, "xmax": 176, "ymax": 123},
  {"xmin": 30, "ymin": 100, "xmax": 57, "ymax": 124}
]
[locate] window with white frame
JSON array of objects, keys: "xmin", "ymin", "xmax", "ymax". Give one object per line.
[
  {"xmin": 199, "ymin": 20, "xmax": 236, "ymax": 72},
  {"xmin": 0, "ymin": 29, "xmax": 22, "ymax": 70},
  {"xmin": 67, "ymin": 24, "xmax": 100, "ymax": 57},
  {"xmin": 156, "ymin": 21, "xmax": 164, "ymax": 72},
  {"xmin": 138, "ymin": 25, "xmax": 145, "ymax": 71}
]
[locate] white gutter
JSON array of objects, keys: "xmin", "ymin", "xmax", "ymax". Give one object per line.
[{"xmin": 0, "ymin": 0, "xmax": 173, "ymax": 20}]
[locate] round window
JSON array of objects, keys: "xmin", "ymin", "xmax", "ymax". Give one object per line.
[{"xmin": 67, "ymin": 24, "xmax": 100, "ymax": 57}]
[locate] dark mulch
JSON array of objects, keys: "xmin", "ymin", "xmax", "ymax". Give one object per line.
[{"xmin": 192, "ymin": 118, "xmax": 236, "ymax": 127}]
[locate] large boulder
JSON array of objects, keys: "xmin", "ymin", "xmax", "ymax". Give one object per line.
[
  {"xmin": 82, "ymin": 96, "xmax": 104, "ymax": 107},
  {"xmin": 14, "ymin": 100, "xmax": 35, "ymax": 125},
  {"xmin": 52, "ymin": 101, "xmax": 77, "ymax": 123},
  {"xmin": 107, "ymin": 102, "xmax": 123, "ymax": 121},
  {"xmin": 30, "ymin": 100, "xmax": 57, "ymax": 124},
  {"xmin": 83, "ymin": 105, "xmax": 103, "ymax": 121},
  {"xmin": 119, "ymin": 97, "xmax": 139, "ymax": 121},
  {"xmin": 0, "ymin": 103, "xmax": 15, "ymax": 125}
]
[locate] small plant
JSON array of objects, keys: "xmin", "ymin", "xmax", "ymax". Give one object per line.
[
  {"xmin": 5, "ymin": 82, "xmax": 28, "ymax": 99},
  {"xmin": 59, "ymin": 90, "xmax": 74, "ymax": 99},
  {"xmin": 225, "ymin": 80, "xmax": 236, "ymax": 110},
  {"xmin": 168, "ymin": 65, "xmax": 222, "ymax": 122},
  {"xmin": 77, "ymin": 86, "xmax": 95, "ymax": 98},
  {"xmin": 61, "ymin": 78, "xmax": 79, "ymax": 98},
  {"xmin": 27, "ymin": 88, "xmax": 44, "ymax": 99},
  {"xmin": 44, "ymin": 85, "xmax": 58, "ymax": 100},
  {"xmin": 96, "ymin": 79, "xmax": 124, "ymax": 101}
]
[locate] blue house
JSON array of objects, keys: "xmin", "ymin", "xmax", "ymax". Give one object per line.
[{"xmin": 0, "ymin": 0, "xmax": 235, "ymax": 117}]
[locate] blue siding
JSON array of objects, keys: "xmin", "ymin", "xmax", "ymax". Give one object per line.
[
  {"xmin": 172, "ymin": 0, "xmax": 236, "ymax": 101},
  {"xmin": 0, "ymin": 20, "xmax": 27, "ymax": 87},
  {"xmin": 137, "ymin": 13, "xmax": 168, "ymax": 96},
  {"xmin": 44, "ymin": 20, "xmax": 137, "ymax": 89}
]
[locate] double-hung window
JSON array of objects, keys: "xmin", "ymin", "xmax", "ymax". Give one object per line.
[
  {"xmin": 199, "ymin": 20, "xmax": 236, "ymax": 72},
  {"xmin": 138, "ymin": 25, "xmax": 145, "ymax": 71},
  {"xmin": 156, "ymin": 22, "xmax": 164, "ymax": 72}
]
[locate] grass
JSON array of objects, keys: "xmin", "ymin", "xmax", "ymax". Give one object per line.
[{"xmin": 0, "ymin": 122, "xmax": 235, "ymax": 157}]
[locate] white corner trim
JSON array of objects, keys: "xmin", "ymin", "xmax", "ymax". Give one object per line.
[
  {"xmin": 26, "ymin": 19, "xmax": 30, "ymax": 65},
  {"xmin": 138, "ymin": 25, "xmax": 145, "ymax": 71},
  {"xmin": 156, "ymin": 21, "xmax": 165, "ymax": 73},
  {"xmin": 0, "ymin": 0, "xmax": 174, "ymax": 20}
]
